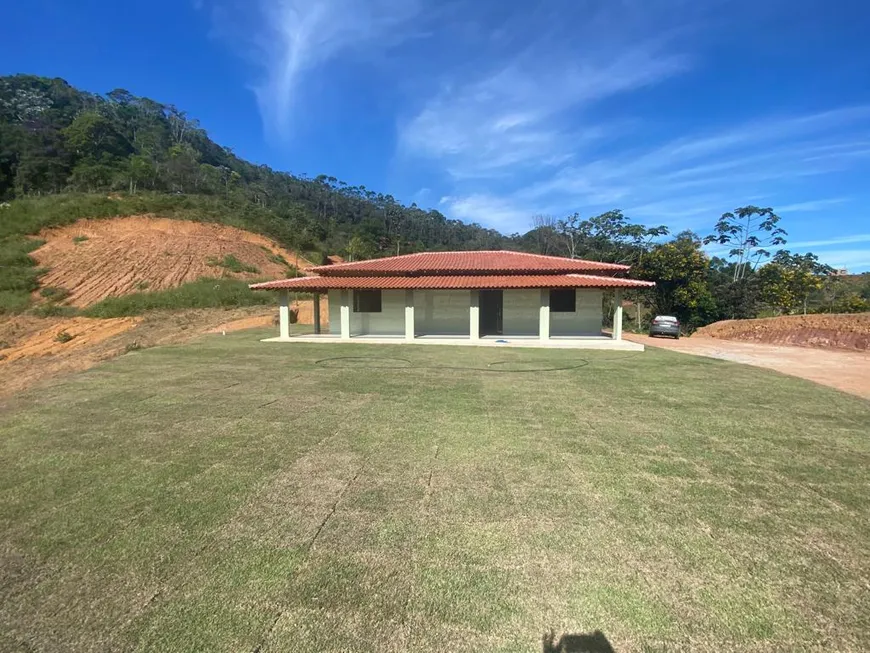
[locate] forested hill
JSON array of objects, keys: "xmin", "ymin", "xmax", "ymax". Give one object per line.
[{"xmin": 0, "ymin": 74, "xmax": 509, "ymax": 259}]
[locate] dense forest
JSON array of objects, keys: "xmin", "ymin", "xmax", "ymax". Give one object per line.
[
  {"xmin": 1, "ymin": 74, "xmax": 867, "ymax": 325},
  {"xmin": 0, "ymin": 74, "xmax": 508, "ymax": 257}
]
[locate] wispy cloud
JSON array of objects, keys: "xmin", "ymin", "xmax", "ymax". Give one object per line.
[
  {"xmin": 439, "ymin": 194, "xmax": 536, "ymax": 232},
  {"xmin": 399, "ymin": 40, "xmax": 689, "ymax": 179},
  {"xmin": 809, "ymin": 249, "xmax": 870, "ymax": 271},
  {"xmin": 776, "ymin": 198, "xmax": 849, "ymax": 213},
  {"xmin": 439, "ymin": 106, "xmax": 870, "ymax": 231},
  {"xmin": 207, "ymin": 0, "xmax": 423, "ymax": 136},
  {"xmin": 786, "ymin": 233, "xmax": 870, "ymax": 249}
]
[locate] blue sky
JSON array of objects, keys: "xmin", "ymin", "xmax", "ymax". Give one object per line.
[{"xmin": 3, "ymin": 0, "xmax": 870, "ymax": 270}]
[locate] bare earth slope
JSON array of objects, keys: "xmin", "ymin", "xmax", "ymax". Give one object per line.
[
  {"xmin": 31, "ymin": 216, "xmax": 316, "ymax": 307},
  {"xmin": 0, "ymin": 307, "xmax": 276, "ymax": 398},
  {"xmin": 693, "ymin": 313, "xmax": 870, "ymax": 352},
  {"xmin": 628, "ymin": 334, "xmax": 870, "ymax": 400}
]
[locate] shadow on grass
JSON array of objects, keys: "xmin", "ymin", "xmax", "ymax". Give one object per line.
[{"xmin": 543, "ymin": 629, "xmax": 615, "ymax": 653}]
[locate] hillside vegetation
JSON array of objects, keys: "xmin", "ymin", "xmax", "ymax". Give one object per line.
[
  {"xmin": 0, "ymin": 75, "xmax": 507, "ymax": 257},
  {"xmin": 1, "ymin": 74, "xmax": 866, "ymax": 327}
]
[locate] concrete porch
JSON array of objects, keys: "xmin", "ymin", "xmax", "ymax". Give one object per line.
[{"xmin": 261, "ymin": 333, "xmax": 644, "ymax": 351}]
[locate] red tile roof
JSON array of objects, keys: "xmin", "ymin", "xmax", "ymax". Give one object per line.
[
  {"xmin": 250, "ymin": 274, "xmax": 654, "ymax": 291},
  {"xmin": 311, "ymin": 250, "xmax": 629, "ymax": 275}
]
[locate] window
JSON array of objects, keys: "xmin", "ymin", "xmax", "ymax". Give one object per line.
[
  {"xmin": 550, "ymin": 289, "xmax": 576, "ymax": 312},
  {"xmin": 353, "ymin": 290, "xmax": 382, "ymax": 313}
]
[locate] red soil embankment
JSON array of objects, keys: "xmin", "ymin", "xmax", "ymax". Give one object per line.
[
  {"xmin": 31, "ymin": 216, "xmax": 316, "ymax": 307},
  {"xmin": 693, "ymin": 313, "xmax": 870, "ymax": 352}
]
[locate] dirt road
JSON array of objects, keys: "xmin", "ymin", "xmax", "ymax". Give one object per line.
[{"xmin": 627, "ymin": 334, "xmax": 870, "ymax": 400}]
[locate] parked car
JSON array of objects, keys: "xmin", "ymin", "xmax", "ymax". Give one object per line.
[{"xmin": 650, "ymin": 315, "xmax": 680, "ymax": 339}]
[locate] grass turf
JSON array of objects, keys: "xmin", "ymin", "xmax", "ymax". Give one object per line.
[{"xmin": 0, "ymin": 332, "xmax": 868, "ymax": 652}]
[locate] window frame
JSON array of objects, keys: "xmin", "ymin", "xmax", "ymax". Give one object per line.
[
  {"xmin": 353, "ymin": 289, "xmax": 382, "ymax": 313},
  {"xmin": 549, "ymin": 288, "xmax": 576, "ymax": 313}
]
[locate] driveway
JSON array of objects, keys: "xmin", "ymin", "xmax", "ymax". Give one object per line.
[{"xmin": 626, "ymin": 334, "xmax": 870, "ymax": 400}]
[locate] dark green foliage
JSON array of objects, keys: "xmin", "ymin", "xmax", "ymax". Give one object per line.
[
  {"xmin": 39, "ymin": 285, "xmax": 70, "ymax": 301},
  {"xmin": 303, "ymin": 250, "xmax": 328, "ymax": 265},
  {"xmin": 0, "ymin": 291, "xmax": 32, "ymax": 314},
  {"xmin": 72, "ymin": 235, "xmax": 88, "ymax": 243},
  {"xmin": 33, "ymin": 303, "xmax": 78, "ymax": 317},
  {"xmin": 81, "ymin": 278, "xmax": 272, "ymax": 318},
  {"xmin": 0, "ymin": 74, "xmax": 508, "ymax": 256},
  {"xmin": 0, "ymin": 234, "xmax": 44, "ymax": 313},
  {"xmin": 206, "ymin": 254, "xmax": 259, "ymax": 274}
]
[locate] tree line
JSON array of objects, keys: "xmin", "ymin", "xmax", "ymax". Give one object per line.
[
  {"xmin": 1, "ymin": 74, "xmax": 866, "ymax": 326},
  {"xmin": 0, "ymin": 75, "xmax": 508, "ymax": 259},
  {"xmin": 518, "ymin": 207, "xmax": 868, "ymax": 329}
]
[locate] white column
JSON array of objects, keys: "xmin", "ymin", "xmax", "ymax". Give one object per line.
[
  {"xmin": 469, "ymin": 290, "xmax": 480, "ymax": 341},
  {"xmin": 340, "ymin": 290, "xmax": 351, "ymax": 340},
  {"xmin": 278, "ymin": 290, "xmax": 290, "ymax": 339},
  {"xmin": 313, "ymin": 293, "xmax": 321, "ymax": 334},
  {"xmin": 539, "ymin": 289, "xmax": 550, "ymax": 341},
  {"xmin": 612, "ymin": 289, "xmax": 623, "ymax": 340},
  {"xmin": 404, "ymin": 290, "xmax": 415, "ymax": 341}
]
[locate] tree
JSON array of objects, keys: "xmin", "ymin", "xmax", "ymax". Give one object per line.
[
  {"xmin": 62, "ymin": 111, "xmax": 128, "ymax": 161},
  {"xmin": 127, "ymin": 154, "xmax": 155, "ymax": 193},
  {"xmin": 529, "ymin": 214, "xmax": 561, "ymax": 255},
  {"xmin": 345, "ymin": 234, "xmax": 375, "ymax": 261},
  {"xmin": 704, "ymin": 206, "xmax": 787, "ymax": 281},
  {"xmin": 758, "ymin": 250, "xmax": 832, "ymax": 314},
  {"xmin": 633, "ymin": 231, "xmax": 716, "ymax": 330},
  {"xmin": 554, "ymin": 210, "xmax": 668, "ymax": 264},
  {"xmin": 165, "ymin": 143, "xmax": 199, "ymax": 192},
  {"xmin": 707, "ymin": 256, "xmax": 761, "ymax": 320}
]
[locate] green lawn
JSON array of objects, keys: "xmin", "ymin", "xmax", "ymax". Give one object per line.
[{"xmin": 1, "ymin": 333, "xmax": 868, "ymax": 652}]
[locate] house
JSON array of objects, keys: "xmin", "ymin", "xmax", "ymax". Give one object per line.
[{"xmin": 250, "ymin": 250, "xmax": 654, "ymax": 349}]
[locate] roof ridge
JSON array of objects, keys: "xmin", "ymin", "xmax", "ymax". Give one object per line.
[{"xmin": 313, "ymin": 249, "xmax": 628, "ymax": 268}]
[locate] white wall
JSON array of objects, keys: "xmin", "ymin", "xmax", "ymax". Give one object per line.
[
  {"xmin": 327, "ymin": 289, "xmax": 405, "ymax": 335},
  {"xmin": 415, "ymin": 290, "xmax": 469, "ymax": 335},
  {"xmin": 550, "ymin": 289, "xmax": 603, "ymax": 336},
  {"xmin": 502, "ymin": 290, "xmax": 540, "ymax": 336},
  {"xmin": 327, "ymin": 290, "xmax": 342, "ymax": 334},
  {"xmin": 327, "ymin": 288, "xmax": 602, "ymax": 337}
]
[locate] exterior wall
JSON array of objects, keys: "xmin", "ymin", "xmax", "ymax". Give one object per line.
[
  {"xmin": 414, "ymin": 290, "xmax": 470, "ymax": 335},
  {"xmin": 327, "ymin": 290, "xmax": 342, "ymax": 335},
  {"xmin": 550, "ymin": 289, "xmax": 603, "ymax": 336},
  {"xmin": 327, "ymin": 288, "xmax": 602, "ymax": 337},
  {"xmin": 502, "ymin": 289, "xmax": 540, "ymax": 336},
  {"xmin": 327, "ymin": 289, "xmax": 405, "ymax": 335}
]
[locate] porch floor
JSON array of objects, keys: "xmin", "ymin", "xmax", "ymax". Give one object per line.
[{"xmin": 261, "ymin": 333, "xmax": 644, "ymax": 351}]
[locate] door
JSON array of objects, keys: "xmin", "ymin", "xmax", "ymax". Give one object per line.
[{"xmin": 479, "ymin": 290, "xmax": 503, "ymax": 336}]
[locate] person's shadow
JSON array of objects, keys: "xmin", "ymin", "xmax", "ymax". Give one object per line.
[{"xmin": 542, "ymin": 629, "xmax": 615, "ymax": 653}]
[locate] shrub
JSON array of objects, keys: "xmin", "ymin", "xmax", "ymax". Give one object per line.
[
  {"xmin": 82, "ymin": 278, "xmax": 273, "ymax": 318},
  {"xmin": 0, "ymin": 236, "xmax": 45, "ymax": 314},
  {"xmin": 55, "ymin": 330, "xmax": 74, "ymax": 343},
  {"xmin": 40, "ymin": 286, "xmax": 71, "ymax": 301},
  {"xmin": 33, "ymin": 304, "xmax": 79, "ymax": 318},
  {"xmin": 206, "ymin": 254, "xmax": 259, "ymax": 274},
  {"xmin": 72, "ymin": 235, "xmax": 89, "ymax": 243},
  {"xmin": 0, "ymin": 291, "xmax": 32, "ymax": 314},
  {"xmin": 303, "ymin": 250, "xmax": 328, "ymax": 265}
]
